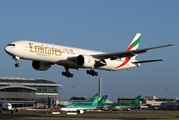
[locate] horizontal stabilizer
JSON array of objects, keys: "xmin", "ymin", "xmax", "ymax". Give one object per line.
[{"xmin": 132, "ymin": 59, "xmax": 164, "ymax": 64}]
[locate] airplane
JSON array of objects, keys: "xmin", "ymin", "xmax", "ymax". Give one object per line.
[
  {"xmin": 0, "ymin": 102, "xmax": 20, "ymax": 114},
  {"xmin": 4, "ymin": 33, "xmax": 174, "ymax": 78},
  {"xmin": 61, "ymin": 94, "xmax": 107, "ymax": 114},
  {"xmin": 61, "ymin": 93, "xmax": 99, "ymax": 114},
  {"xmin": 0, "ymin": 90, "xmax": 19, "ymax": 113},
  {"xmin": 100, "ymin": 95, "xmax": 141, "ymax": 111},
  {"xmin": 0, "ymin": 102, "xmax": 13, "ymax": 113}
]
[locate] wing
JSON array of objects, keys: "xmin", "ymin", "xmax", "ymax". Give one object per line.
[
  {"xmin": 67, "ymin": 44, "xmax": 174, "ymax": 68},
  {"xmin": 92, "ymin": 44, "xmax": 174, "ymax": 60}
]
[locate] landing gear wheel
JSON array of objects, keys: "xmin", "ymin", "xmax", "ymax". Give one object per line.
[
  {"xmin": 95, "ymin": 72, "xmax": 98, "ymax": 76},
  {"xmin": 86, "ymin": 70, "xmax": 90, "ymax": 74},
  {"xmin": 61, "ymin": 71, "xmax": 74, "ymax": 78},
  {"xmin": 61, "ymin": 66, "xmax": 74, "ymax": 78},
  {"xmin": 70, "ymin": 74, "xmax": 73, "ymax": 78},
  {"xmin": 86, "ymin": 70, "xmax": 98, "ymax": 76},
  {"xmin": 94, "ymin": 71, "xmax": 98, "ymax": 76},
  {"xmin": 15, "ymin": 63, "xmax": 20, "ymax": 67},
  {"xmin": 11, "ymin": 110, "xmax": 14, "ymax": 114},
  {"xmin": 62, "ymin": 72, "xmax": 65, "ymax": 76}
]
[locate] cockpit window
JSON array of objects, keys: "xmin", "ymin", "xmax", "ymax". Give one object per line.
[{"xmin": 7, "ymin": 44, "xmax": 15, "ymax": 46}]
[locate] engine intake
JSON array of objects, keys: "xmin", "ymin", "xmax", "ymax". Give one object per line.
[
  {"xmin": 32, "ymin": 61, "xmax": 51, "ymax": 71},
  {"xmin": 77, "ymin": 55, "xmax": 95, "ymax": 68},
  {"xmin": 77, "ymin": 110, "xmax": 84, "ymax": 114}
]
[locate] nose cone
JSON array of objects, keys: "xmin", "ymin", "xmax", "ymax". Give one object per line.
[
  {"xmin": 4, "ymin": 45, "xmax": 13, "ymax": 56},
  {"xmin": 7, "ymin": 104, "xmax": 12, "ymax": 110},
  {"xmin": 8, "ymin": 106, "xmax": 12, "ymax": 110},
  {"xmin": 4, "ymin": 46, "xmax": 7, "ymax": 51},
  {"xmin": 4, "ymin": 46, "xmax": 10, "ymax": 54}
]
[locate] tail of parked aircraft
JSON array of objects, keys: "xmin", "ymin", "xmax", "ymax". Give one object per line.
[
  {"xmin": 92, "ymin": 94, "xmax": 99, "ymax": 105},
  {"xmin": 131, "ymin": 95, "xmax": 141, "ymax": 106},
  {"xmin": 89, "ymin": 93, "xmax": 100, "ymax": 102},
  {"xmin": 98, "ymin": 95, "xmax": 108, "ymax": 105}
]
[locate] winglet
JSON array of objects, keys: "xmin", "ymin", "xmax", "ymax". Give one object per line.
[
  {"xmin": 132, "ymin": 59, "xmax": 164, "ymax": 64},
  {"xmin": 168, "ymin": 44, "xmax": 176, "ymax": 46}
]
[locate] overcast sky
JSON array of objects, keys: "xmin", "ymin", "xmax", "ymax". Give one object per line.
[{"xmin": 0, "ymin": 0, "xmax": 178, "ymax": 102}]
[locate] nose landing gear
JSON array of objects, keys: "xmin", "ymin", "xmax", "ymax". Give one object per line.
[
  {"xmin": 13, "ymin": 56, "xmax": 20, "ymax": 67},
  {"xmin": 15, "ymin": 63, "xmax": 20, "ymax": 67}
]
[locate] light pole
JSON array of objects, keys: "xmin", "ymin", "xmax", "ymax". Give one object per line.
[
  {"xmin": 165, "ymin": 88, "xmax": 167, "ymax": 102},
  {"xmin": 59, "ymin": 81, "xmax": 62, "ymax": 111}
]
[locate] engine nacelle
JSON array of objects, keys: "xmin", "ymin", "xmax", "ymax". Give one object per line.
[
  {"xmin": 124, "ymin": 108, "xmax": 130, "ymax": 111},
  {"xmin": 77, "ymin": 110, "xmax": 84, "ymax": 114},
  {"xmin": 32, "ymin": 61, "xmax": 51, "ymax": 71},
  {"xmin": 77, "ymin": 55, "xmax": 95, "ymax": 68},
  {"xmin": 15, "ymin": 108, "xmax": 20, "ymax": 112}
]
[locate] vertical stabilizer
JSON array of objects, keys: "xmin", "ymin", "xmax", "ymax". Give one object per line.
[
  {"xmin": 116, "ymin": 33, "xmax": 141, "ymax": 68},
  {"xmin": 131, "ymin": 95, "xmax": 141, "ymax": 106},
  {"xmin": 126, "ymin": 33, "xmax": 141, "ymax": 60},
  {"xmin": 126, "ymin": 33, "xmax": 141, "ymax": 51},
  {"xmin": 98, "ymin": 95, "xmax": 108, "ymax": 105},
  {"xmin": 89, "ymin": 93, "xmax": 100, "ymax": 102},
  {"xmin": 92, "ymin": 94, "xmax": 99, "ymax": 105}
]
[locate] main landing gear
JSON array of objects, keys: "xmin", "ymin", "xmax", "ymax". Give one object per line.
[
  {"xmin": 15, "ymin": 63, "xmax": 20, "ymax": 67},
  {"xmin": 86, "ymin": 70, "xmax": 98, "ymax": 76},
  {"xmin": 62, "ymin": 67, "xmax": 74, "ymax": 78},
  {"xmin": 13, "ymin": 56, "xmax": 20, "ymax": 67}
]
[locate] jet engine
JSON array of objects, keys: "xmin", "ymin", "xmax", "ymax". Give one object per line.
[
  {"xmin": 77, "ymin": 110, "xmax": 84, "ymax": 114},
  {"xmin": 10, "ymin": 108, "xmax": 20, "ymax": 113},
  {"xmin": 32, "ymin": 61, "xmax": 51, "ymax": 71},
  {"xmin": 77, "ymin": 55, "xmax": 95, "ymax": 68},
  {"xmin": 15, "ymin": 108, "xmax": 20, "ymax": 112}
]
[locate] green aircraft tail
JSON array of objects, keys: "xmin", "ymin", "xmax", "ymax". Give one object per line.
[
  {"xmin": 131, "ymin": 95, "xmax": 141, "ymax": 106},
  {"xmin": 98, "ymin": 95, "xmax": 108, "ymax": 105},
  {"xmin": 89, "ymin": 93, "xmax": 100, "ymax": 102},
  {"xmin": 92, "ymin": 94, "xmax": 99, "ymax": 105}
]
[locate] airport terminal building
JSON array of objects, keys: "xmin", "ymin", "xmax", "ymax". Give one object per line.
[{"xmin": 0, "ymin": 77, "xmax": 61, "ymax": 109}]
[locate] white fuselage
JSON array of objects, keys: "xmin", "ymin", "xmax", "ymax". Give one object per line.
[
  {"xmin": 4, "ymin": 40, "xmax": 138, "ymax": 71},
  {"xmin": 61, "ymin": 107, "xmax": 93, "ymax": 112}
]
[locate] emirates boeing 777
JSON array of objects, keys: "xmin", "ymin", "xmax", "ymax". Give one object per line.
[{"xmin": 4, "ymin": 33, "xmax": 174, "ymax": 78}]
